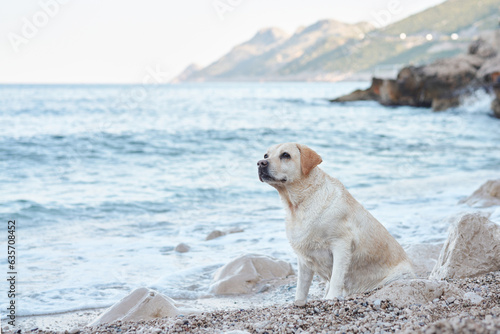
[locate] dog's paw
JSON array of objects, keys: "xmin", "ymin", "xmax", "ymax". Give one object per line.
[
  {"xmin": 324, "ymin": 295, "xmax": 344, "ymax": 302},
  {"xmin": 325, "ymin": 290, "xmax": 344, "ymax": 300},
  {"xmin": 294, "ymin": 299, "xmax": 307, "ymax": 307}
]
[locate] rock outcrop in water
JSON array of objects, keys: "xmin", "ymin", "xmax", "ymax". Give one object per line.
[{"xmin": 332, "ymin": 37, "xmax": 500, "ymax": 117}]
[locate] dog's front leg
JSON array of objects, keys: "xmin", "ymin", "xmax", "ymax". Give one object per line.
[
  {"xmin": 294, "ymin": 258, "xmax": 313, "ymax": 306},
  {"xmin": 325, "ymin": 241, "xmax": 351, "ymax": 299}
]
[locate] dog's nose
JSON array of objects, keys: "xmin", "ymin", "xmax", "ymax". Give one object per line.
[{"xmin": 257, "ymin": 159, "xmax": 268, "ymax": 167}]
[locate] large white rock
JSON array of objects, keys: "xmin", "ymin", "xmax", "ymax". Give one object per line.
[
  {"xmin": 430, "ymin": 213, "xmax": 500, "ymax": 280},
  {"xmin": 89, "ymin": 288, "xmax": 198, "ymax": 326},
  {"xmin": 460, "ymin": 179, "xmax": 500, "ymax": 207},
  {"xmin": 368, "ymin": 279, "xmax": 463, "ymax": 308},
  {"xmin": 404, "ymin": 243, "xmax": 443, "ymax": 278},
  {"xmin": 209, "ymin": 254, "xmax": 294, "ymax": 295}
]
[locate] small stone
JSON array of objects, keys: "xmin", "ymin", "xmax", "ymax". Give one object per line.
[
  {"xmin": 373, "ymin": 299, "xmax": 381, "ymax": 306},
  {"xmin": 69, "ymin": 329, "xmax": 80, "ymax": 334},
  {"xmin": 206, "ymin": 230, "xmax": 226, "ymax": 241},
  {"xmin": 446, "ymin": 297, "xmax": 456, "ymax": 304},
  {"xmin": 175, "ymin": 243, "xmax": 190, "ymax": 253},
  {"xmin": 464, "ymin": 291, "xmax": 484, "ymax": 304},
  {"xmin": 228, "ymin": 227, "xmax": 244, "ymax": 234}
]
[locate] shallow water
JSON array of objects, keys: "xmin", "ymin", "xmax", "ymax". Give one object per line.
[{"xmin": 0, "ymin": 82, "xmax": 499, "ymax": 316}]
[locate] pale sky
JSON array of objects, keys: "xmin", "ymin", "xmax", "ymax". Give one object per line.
[{"xmin": 0, "ymin": 0, "xmax": 445, "ymax": 83}]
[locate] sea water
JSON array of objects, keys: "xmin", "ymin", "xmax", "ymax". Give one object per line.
[{"xmin": 0, "ymin": 82, "xmax": 499, "ymax": 317}]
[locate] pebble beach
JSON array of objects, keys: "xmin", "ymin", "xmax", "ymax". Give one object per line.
[{"xmin": 13, "ymin": 270, "xmax": 498, "ymax": 334}]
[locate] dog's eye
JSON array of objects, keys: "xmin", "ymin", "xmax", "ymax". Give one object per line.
[
  {"xmin": 280, "ymin": 152, "xmax": 291, "ymax": 159},
  {"xmin": 264, "ymin": 154, "xmax": 268, "ymax": 159}
]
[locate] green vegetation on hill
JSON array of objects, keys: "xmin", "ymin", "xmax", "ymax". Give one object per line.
[{"xmin": 384, "ymin": 0, "xmax": 500, "ymax": 35}]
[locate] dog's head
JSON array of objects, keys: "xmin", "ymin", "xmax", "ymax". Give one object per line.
[{"xmin": 257, "ymin": 143, "xmax": 322, "ymax": 186}]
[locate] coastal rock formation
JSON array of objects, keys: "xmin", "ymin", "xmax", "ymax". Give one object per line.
[
  {"xmin": 332, "ymin": 54, "xmax": 485, "ymax": 111},
  {"xmin": 332, "ymin": 38, "xmax": 500, "ymax": 116},
  {"xmin": 460, "ymin": 179, "xmax": 500, "ymax": 207},
  {"xmin": 430, "ymin": 213, "xmax": 500, "ymax": 280},
  {"xmin": 89, "ymin": 288, "xmax": 199, "ymax": 327},
  {"xmin": 368, "ymin": 279, "xmax": 464, "ymax": 308},
  {"xmin": 209, "ymin": 254, "xmax": 294, "ymax": 295}
]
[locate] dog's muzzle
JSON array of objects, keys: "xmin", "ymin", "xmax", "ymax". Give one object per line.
[{"xmin": 257, "ymin": 159, "xmax": 271, "ymax": 182}]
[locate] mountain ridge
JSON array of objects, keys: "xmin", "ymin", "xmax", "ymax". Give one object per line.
[{"xmin": 174, "ymin": 0, "xmax": 500, "ymax": 82}]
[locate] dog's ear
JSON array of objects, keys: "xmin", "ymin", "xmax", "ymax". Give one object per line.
[{"xmin": 297, "ymin": 144, "xmax": 322, "ymax": 176}]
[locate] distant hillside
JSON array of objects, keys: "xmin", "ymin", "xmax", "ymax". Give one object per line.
[
  {"xmin": 384, "ymin": 0, "xmax": 500, "ymax": 35},
  {"xmin": 174, "ymin": 0, "xmax": 500, "ymax": 82}
]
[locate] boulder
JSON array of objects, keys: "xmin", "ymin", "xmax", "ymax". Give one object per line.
[
  {"xmin": 368, "ymin": 279, "xmax": 463, "ymax": 308},
  {"xmin": 89, "ymin": 288, "xmax": 199, "ymax": 326},
  {"xmin": 459, "ymin": 179, "xmax": 500, "ymax": 207},
  {"xmin": 430, "ymin": 213, "xmax": 500, "ymax": 280},
  {"xmin": 209, "ymin": 254, "xmax": 294, "ymax": 295},
  {"xmin": 404, "ymin": 243, "xmax": 443, "ymax": 278}
]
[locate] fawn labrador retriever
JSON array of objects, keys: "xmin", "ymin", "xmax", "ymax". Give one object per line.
[{"xmin": 257, "ymin": 143, "xmax": 414, "ymax": 306}]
